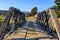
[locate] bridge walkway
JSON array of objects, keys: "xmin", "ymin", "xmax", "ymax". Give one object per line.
[{"xmin": 5, "ymin": 21, "xmax": 58, "ymax": 40}]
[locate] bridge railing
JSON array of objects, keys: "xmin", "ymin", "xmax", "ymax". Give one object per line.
[
  {"xmin": 0, "ymin": 7, "xmax": 25, "ymax": 40},
  {"xmin": 48, "ymin": 9, "xmax": 60, "ymax": 40},
  {"xmin": 36, "ymin": 8, "xmax": 60, "ymax": 39},
  {"xmin": 0, "ymin": 11, "xmax": 12, "ymax": 40}
]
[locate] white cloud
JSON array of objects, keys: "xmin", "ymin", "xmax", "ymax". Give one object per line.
[{"xmin": 25, "ymin": 10, "xmax": 31, "ymax": 12}]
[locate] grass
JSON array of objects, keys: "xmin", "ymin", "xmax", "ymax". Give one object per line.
[
  {"xmin": 0, "ymin": 15, "xmax": 5, "ymax": 25},
  {"xmin": 51, "ymin": 21, "xmax": 55, "ymax": 31},
  {"xmin": 10, "ymin": 18, "xmax": 14, "ymax": 23},
  {"xmin": 0, "ymin": 15, "xmax": 15, "ymax": 25},
  {"xmin": 50, "ymin": 18, "xmax": 60, "ymax": 31}
]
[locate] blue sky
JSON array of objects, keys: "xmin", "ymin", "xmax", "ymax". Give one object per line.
[{"xmin": 0, "ymin": 0, "xmax": 55, "ymax": 12}]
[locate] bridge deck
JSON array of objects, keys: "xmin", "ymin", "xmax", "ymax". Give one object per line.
[{"xmin": 4, "ymin": 22, "xmax": 58, "ymax": 40}]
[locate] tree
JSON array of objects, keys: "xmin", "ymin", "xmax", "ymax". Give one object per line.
[
  {"xmin": 54, "ymin": 0, "xmax": 60, "ymax": 5},
  {"xmin": 31, "ymin": 7, "xmax": 37, "ymax": 16},
  {"xmin": 54, "ymin": 0, "xmax": 60, "ymax": 10},
  {"xmin": 52, "ymin": 0, "xmax": 60, "ymax": 18}
]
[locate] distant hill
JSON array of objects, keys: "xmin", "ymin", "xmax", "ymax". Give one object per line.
[
  {"xmin": 0, "ymin": 10, "xmax": 8, "ymax": 16},
  {"xmin": 0, "ymin": 10, "xmax": 32, "ymax": 16},
  {"xmin": 0, "ymin": 10, "xmax": 7, "ymax": 13},
  {"xmin": 0, "ymin": 10, "xmax": 31, "ymax": 14},
  {"xmin": 23, "ymin": 11, "xmax": 31, "ymax": 14}
]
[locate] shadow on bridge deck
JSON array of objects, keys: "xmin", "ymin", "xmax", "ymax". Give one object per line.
[{"xmin": 5, "ymin": 21, "xmax": 58, "ymax": 40}]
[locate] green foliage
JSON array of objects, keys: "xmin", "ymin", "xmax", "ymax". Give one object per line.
[
  {"xmin": 52, "ymin": 0, "xmax": 60, "ymax": 18},
  {"xmin": 54, "ymin": 0, "xmax": 60, "ymax": 9},
  {"xmin": 54, "ymin": 0, "xmax": 60, "ymax": 5},
  {"xmin": 55, "ymin": 10, "xmax": 60, "ymax": 18},
  {"xmin": 31, "ymin": 7, "xmax": 37, "ymax": 16}
]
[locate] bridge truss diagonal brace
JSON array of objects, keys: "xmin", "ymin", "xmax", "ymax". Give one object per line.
[{"xmin": 0, "ymin": 12, "xmax": 12, "ymax": 40}]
